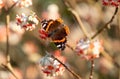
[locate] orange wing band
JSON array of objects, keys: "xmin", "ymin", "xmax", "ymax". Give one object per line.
[{"xmin": 53, "ymin": 38, "xmax": 66, "ymax": 43}]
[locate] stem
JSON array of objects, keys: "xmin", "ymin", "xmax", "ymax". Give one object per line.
[
  {"xmin": 118, "ymin": 68, "xmax": 120, "ymax": 79},
  {"xmin": 89, "ymin": 59, "xmax": 94, "ymax": 79},
  {"xmin": 102, "ymin": 51, "xmax": 120, "ymax": 68},
  {"xmin": 101, "ymin": 50, "xmax": 113, "ymax": 62},
  {"xmin": 61, "ymin": 0, "xmax": 90, "ymax": 39},
  {"xmin": 1, "ymin": 64, "xmax": 18, "ymax": 79},
  {"xmin": 51, "ymin": 55, "xmax": 82, "ymax": 79},
  {"xmin": 61, "ymin": 0, "xmax": 72, "ymax": 8},
  {"xmin": 68, "ymin": 9, "xmax": 90, "ymax": 39},
  {"xmin": 117, "ymin": 7, "xmax": 120, "ymax": 37},
  {"xmin": 4, "ymin": 0, "xmax": 19, "ymax": 12},
  {"xmin": 3, "ymin": 1, "xmax": 20, "ymax": 77},
  {"xmin": 36, "ymin": 15, "xmax": 42, "ymax": 22},
  {"xmin": 91, "ymin": 7, "xmax": 118, "ymax": 39},
  {"xmin": 66, "ymin": 43, "xmax": 75, "ymax": 51},
  {"xmin": 6, "ymin": 14, "xmax": 10, "ymax": 58},
  {"xmin": 7, "ymin": 0, "xmax": 20, "ymax": 12},
  {"xmin": 5, "ymin": 13, "xmax": 19, "ymax": 79}
]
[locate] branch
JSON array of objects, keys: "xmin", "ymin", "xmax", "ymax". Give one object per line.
[
  {"xmin": 61, "ymin": 0, "xmax": 90, "ymax": 39},
  {"xmin": 51, "ymin": 55, "xmax": 82, "ymax": 79},
  {"xmin": 1, "ymin": 63, "xmax": 18, "ymax": 79},
  {"xmin": 7, "ymin": 0, "xmax": 20, "ymax": 13},
  {"xmin": 66, "ymin": 43, "xmax": 75, "ymax": 51},
  {"xmin": 4, "ymin": 10, "xmax": 19, "ymax": 79},
  {"xmin": 101, "ymin": 50, "xmax": 120, "ymax": 68},
  {"xmin": 68, "ymin": 9, "xmax": 90, "ymax": 39},
  {"xmin": 61, "ymin": 0, "xmax": 73, "ymax": 8},
  {"xmin": 89, "ymin": 59, "xmax": 95, "ymax": 79},
  {"xmin": 36, "ymin": 15, "xmax": 42, "ymax": 22},
  {"xmin": 6, "ymin": 14, "xmax": 10, "ymax": 57},
  {"xmin": 91, "ymin": 7, "xmax": 119, "ymax": 39}
]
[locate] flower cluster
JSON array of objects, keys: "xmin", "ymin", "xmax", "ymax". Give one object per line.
[
  {"xmin": 75, "ymin": 39, "xmax": 103, "ymax": 60},
  {"xmin": 16, "ymin": 13, "xmax": 39, "ymax": 31},
  {"xmin": 0, "ymin": 0, "xmax": 4, "ymax": 9},
  {"xmin": 40, "ymin": 54, "xmax": 64, "ymax": 76},
  {"xmin": 13, "ymin": 0, "xmax": 32, "ymax": 7},
  {"xmin": 102, "ymin": 0, "xmax": 120, "ymax": 7}
]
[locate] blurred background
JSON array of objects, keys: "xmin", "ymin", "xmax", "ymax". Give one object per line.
[{"xmin": 0, "ymin": 0, "xmax": 120, "ymax": 79}]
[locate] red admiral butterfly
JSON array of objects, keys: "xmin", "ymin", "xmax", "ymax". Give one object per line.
[{"xmin": 39, "ymin": 18, "xmax": 70, "ymax": 50}]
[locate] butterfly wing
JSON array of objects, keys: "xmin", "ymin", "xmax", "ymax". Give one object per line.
[{"xmin": 51, "ymin": 26, "xmax": 70, "ymax": 50}]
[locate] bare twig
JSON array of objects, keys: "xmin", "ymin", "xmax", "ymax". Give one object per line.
[
  {"xmin": 117, "ymin": 7, "xmax": 120, "ymax": 37},
  {"xmin": 118, "ymin": 68, "xmax": 120, "ymax": 79},
  {"xmin": 51, "ymin": 55, "xmax": 82, "ymax": 79},
  {"xmin": 102, "ymin": 50, "xmax": 120, "ymax": 68},
  {"xmin": 5, "ymin": 0, "xmax": 19, "ymax": 57},
  {"xmin": 4, "ymin": 13, "xmax": 19, "ymax": 79},
  {"xmin": 61, "ymin": 0, "xmax": 90, "ymax": 39},
  {"xmin": 68, "ymin": 9, "xmax": 90, "ymax": 39},
  {"xmin": 89, "ymin": 59, "xmax": 94, "ymax": 79},
  {"xmin": 91, "ymin": 7, "xmax": 119, "ymax": 39},
  {"xmin": 4, "ymin": 0, "xmax": 19, "ymax": 12},
  {"xmin": 101, "ymin": 50, "xmax": 113, "ymax": 62},
  {"xmin": 61, "ymin": 0, "xmax": 74, "ymax": 8},
  {"xmin": 7, "ymin": 0, "xmax": 20, "ymax": 12},
  {"xmin": 6, "ymin": 14, "xmax": 10, "ymax": 58},
  {"xmin": 36, "ymin": 15, "xmax": 42, "ymax": 22},
  {"xmin": 1, "ymin": 63, "xmax": 18, "ymax": 79},
  {"xmin": 2, "ymin": 1, "xmax": 20, "ymax": 78},
  {"xmin": 66, "ymin": 43, "xmax": 75, "ymax": 51}
]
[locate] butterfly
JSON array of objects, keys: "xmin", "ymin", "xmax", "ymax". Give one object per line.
[{"xmin": 40, "ymin": 18, "xmax": 70, "ymax": 50}]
